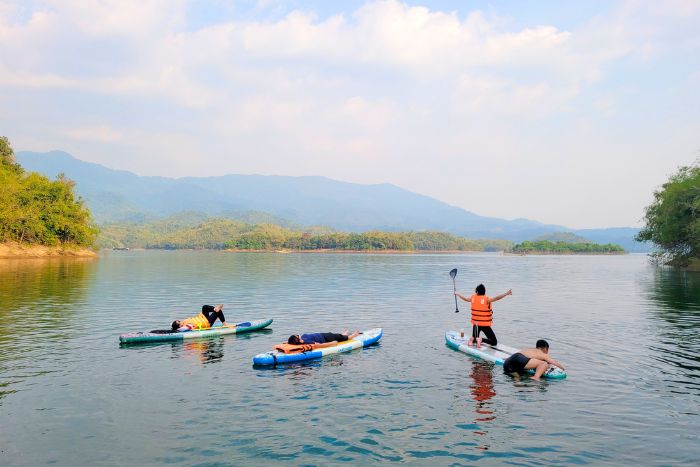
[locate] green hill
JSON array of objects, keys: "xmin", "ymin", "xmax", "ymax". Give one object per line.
[
  {"xmin": 98, "ymin": 215, "xmax": 513, "ymax": 252},
  {"xmin": 534, "ymin": 232, "xmax": 592, "ymax": 243}
]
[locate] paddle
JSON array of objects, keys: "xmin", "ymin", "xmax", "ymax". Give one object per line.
[{"xmin": 449, "ymin": 268, "xmax": 459, "ymax": 313}]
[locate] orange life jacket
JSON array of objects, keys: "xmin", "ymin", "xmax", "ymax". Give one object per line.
[
  {"xmin": 273, "ymin": 343, "xmax": 314, "ymax": 354},
  {"xmin": 470, "ymin": 294, "xmax": 493, "ymax": 327},
  {"xmin": 180, "ymin": 313, "xmax": 211, "ymax": 330}
]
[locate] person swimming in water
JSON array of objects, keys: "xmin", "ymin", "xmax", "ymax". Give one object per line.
[
  {"xmin": 503, "ymin": 339, "xmax": 566, "ymax": 380},
  {"xmin": 287, "ymin": 330, "xmax": 361, "ymax": 349}
]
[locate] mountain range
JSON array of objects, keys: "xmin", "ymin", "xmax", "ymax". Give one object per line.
[{"xmin": 16, "ymin": 150, "xmax": 647, "ymax": 251}]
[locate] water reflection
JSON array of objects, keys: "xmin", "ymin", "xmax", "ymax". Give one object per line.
[
  {"xmin": 468, "ymin": 360, "xmax": 496, "ymax": 451},
  {"xmin": 0, "ymin": 258, "xmax": 96, "ymax": 317},
  {"xmin": 0, "ymin": 258, "xmax": 96, "ymax": 402},
  {"xmin": 645, "ymin": 268, "xmax": 700, "ymax": 380},
  {"xmin": 648, "ymin": 268, "xmax": 700, "ymax": 315},
  {"xmin": 182, "ymin": 340, "xmax": 224, "ymax": 364}
]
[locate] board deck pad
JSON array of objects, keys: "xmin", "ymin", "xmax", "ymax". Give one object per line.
[
  {"xmin": 253, "ymin": 328, "xmax": 382, "ymax": 366},
  {"xmin": 119, "ymin": 318, "xmax": 273, "ymax": 344},
  {"xmin": 445, "ymin": 330, "xmax": 566, "ymax": 379}
]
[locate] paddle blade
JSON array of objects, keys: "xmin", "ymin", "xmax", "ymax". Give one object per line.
[{"xmin": 449, "ymin": 268, "xmax": 458, "ymax": 279}]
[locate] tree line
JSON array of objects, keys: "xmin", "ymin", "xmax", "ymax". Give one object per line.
[
  {"xmin": 0, "ymin": 137, "xmax": 97, "ymax": 247},
  {"xmin": 512, "ymin": 240, "xmax": 625, "ymax": 254},
  {"xmin": 99, "ymin": 218, "xmax": 513, "ymax": 252}
]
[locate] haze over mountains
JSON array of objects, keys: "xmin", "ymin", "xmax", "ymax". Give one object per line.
[{"xmin": 17, "ymin": 151, "xmax": 646, "ymax": 251}]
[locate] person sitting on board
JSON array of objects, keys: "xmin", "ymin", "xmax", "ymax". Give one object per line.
[
  {"xmin": 171, "ymin": 304, "xmax": 230, "ymax": 332},
  {"xmin": 455, "ymin": 284, "xmax": 512, "ymax": 348},
  {"xmin": 286, "ymin": 330, "xmax": 361, "ymax": 348},
  {"xmin": 503, "ymin": 339, "xmax": 566, "ymax": 381}
]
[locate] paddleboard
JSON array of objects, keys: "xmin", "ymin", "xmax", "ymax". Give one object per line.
[
  {"xmin": 119, "ymin": 318, "xmax": 273, "ymax": 344},
  {"xmin": 445, "ymin": 330, "xmax": 566, "ymax": 379},
  {"xmin": 253, "ymin": 328, "xmax": 382, "ymax": 366}
]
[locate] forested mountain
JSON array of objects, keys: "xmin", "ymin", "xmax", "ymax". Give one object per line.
[{"xmin": 17, "ymin": 150, "xmax": 647, "ymax": 251}]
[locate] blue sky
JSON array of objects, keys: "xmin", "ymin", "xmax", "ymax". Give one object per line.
[{"xmin": 1, "ymin": 0, "xmax": 698, "ymax": 228}]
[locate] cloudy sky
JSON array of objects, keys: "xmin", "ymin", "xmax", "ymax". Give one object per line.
[{"xmin": 1, "ymin": 0, "xmax": 698, "ymax": 228}]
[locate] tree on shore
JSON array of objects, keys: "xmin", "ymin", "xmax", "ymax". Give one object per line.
[
  {"xmin": 0, "ymin": 136, "xmax": 98, "ymax": 247},
  {"xmin": 636, "ymin": 161, "xmax": 700, "ymax": 267}
]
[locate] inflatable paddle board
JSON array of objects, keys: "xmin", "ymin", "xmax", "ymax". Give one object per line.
[
  {"xmin": 119, "ymin": 318, "xmax": 273, "ymax": 344},
  {"xmin": 445, "ymin": 330, "xmax": 566, "ymax": 379},
  {"xmin": 253, "ymin": 328, "xmax": 382, "ymax": 366}
]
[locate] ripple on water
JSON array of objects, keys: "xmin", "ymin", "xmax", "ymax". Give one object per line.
[{"xmin": 0, "ymin": 252, "xmax": 698, "ymax": 465}]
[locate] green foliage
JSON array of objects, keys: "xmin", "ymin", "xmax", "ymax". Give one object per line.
[
  {"xmin": 0, "ymin": 137, "xmax": 97, "ymax": 247},
  {"xmin": 98, "ymin": 218, "xmax": 247, "ymax": 249},
  {"xmin": 512, "ymin": 240, "xmax": 625, "ymax": 254},
  {"xmin": 405, "ymin": 231, "xmax": 512, "ymax": 252},
  {"xmin": 636, "ymin": 162, "xmax": 700, "ymax": 266},
  {"xmin": 0, "ymin": 136, "xmax": 22, "ymax": 173},
  {"xmin": 99, "ymin": 215, "xmax": 512, "ymax": 252}
]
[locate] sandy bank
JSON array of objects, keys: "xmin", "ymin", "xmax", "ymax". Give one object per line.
[{"xmin": 0, "ymin": 242, "xmax": 98, "ymax": 259}]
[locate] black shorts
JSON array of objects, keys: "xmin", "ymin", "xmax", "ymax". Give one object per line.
[
  {"xmin": 503, "ymin": 352, "xmax": 530, "ymax": 373},
  {"xmin": 320, "ymin": 333, "xmax": 348, "ymax": 343}
]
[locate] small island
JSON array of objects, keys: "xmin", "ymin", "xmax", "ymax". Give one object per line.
[
  {"xmin": 511, "ymin": 240, "xmax": 625, "ymax": 255},
  {"xmin": 511, "ymin": 232, "xmax": 625, "ymax": 255}
]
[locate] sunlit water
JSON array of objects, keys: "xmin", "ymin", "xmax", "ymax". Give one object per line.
[{"xmin": 0, "ymin": 252, "xmax": 698, "ymax": 465}]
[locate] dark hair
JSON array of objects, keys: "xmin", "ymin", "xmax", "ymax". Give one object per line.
[
  {"xmin": 475, "ymin": 284, "xmax": 486, "ymax": 295},
  {"xmin": 536, "ymin": 339, "xmax": 549, "ymax": 349},
  {"xmin": 171, "ymin": 320, "xmax": 180, "ymax": 331},
  {"xmin": 288, "ymin": 335, "xmax": 302, "ymax": 345}
]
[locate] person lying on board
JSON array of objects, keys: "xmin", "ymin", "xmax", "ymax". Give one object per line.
[
  {"xmin": 286, "ymin": 330, "xmax": 361, "ymax": 348},
  {"xmin": 455, "ymin": 284, "xmax": 512, "ymax": 348},
  {"xmin": 171, "ymin": 304, "xmax": 231, "ymax": 332},
  {"xmin": 503, "ymin": 340, "xmax": 566, "ymax": 380}
]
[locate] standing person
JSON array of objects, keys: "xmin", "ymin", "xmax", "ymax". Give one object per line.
[
  {"xmin": 171, "ymin": 304, "xmax": 230, "ymax": 331},
  {"xmin": 455, "ymin": 284, "xmax": 512, "ymax": 348},
  {"xmin": 503, "ymin": 340, "xmax": 565, "ymax": 380}
]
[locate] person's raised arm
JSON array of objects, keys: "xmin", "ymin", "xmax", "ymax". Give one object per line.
[
  {"xmin": 489, "ymin": 289, "xmax": 513, "ymax": 303},
  {"xmin": 454, "ymin": 292, "xmax": 470, "ymax": 302}
]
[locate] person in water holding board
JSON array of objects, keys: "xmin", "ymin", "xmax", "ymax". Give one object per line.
[
  {"xmin": 287, "ymin": 330, "xmax": 361, "ymax": 348},
  {"xmin": 503, "ymin": 340, "xmax": 566, "ymax": 380},
  {"xmin": 455, "ymin": 284, "xmax": 512, "ymax": 348},
  {"xmin": 171, "ymin": 304, "xmax": 230, "ymax": 332}
]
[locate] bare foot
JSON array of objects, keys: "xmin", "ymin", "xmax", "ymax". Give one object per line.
[
  {"xmin": 476, "ymin": 337, "xmax": 483, "ymax": 348},
  {"xmin": 467, "ymin": 337, "xmax": 474, "ymax": 346}
]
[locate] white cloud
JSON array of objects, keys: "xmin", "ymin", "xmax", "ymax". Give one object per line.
[{"xmin": 0, "ymin": 0, "xmax": 698, "ymax": 227}]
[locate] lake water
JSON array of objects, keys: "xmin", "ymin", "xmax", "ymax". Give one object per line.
[{"xmin": 0, "ymin": 251, "xmax": 698, "ymax": 466}]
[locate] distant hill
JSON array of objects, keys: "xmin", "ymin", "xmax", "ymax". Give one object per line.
[
  {"xmin": 16, "ymin": 150, "xmax": 649, "ymax": 251},
  {"xmin": 535, "ymin": 232, "xmax": 592, "ymax": 243}
]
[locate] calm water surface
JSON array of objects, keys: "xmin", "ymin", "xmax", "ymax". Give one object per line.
[{"xmin": 0, "ymin": 252, "xmax": 698, "ymax": 466}]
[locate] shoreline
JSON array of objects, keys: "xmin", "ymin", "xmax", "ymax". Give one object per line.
[
  {"xmin": 106, "ymin": 247, "xmax": 491, "ymax": 254},
  {"xmin": 505, "ymin": 251, "xmax": 627, "ymax": 256},
  {"xmin": 104, "ymin": 248, "xmax": 632, "ymax": 256},
  {"xmin": 0, "ymin": 242, "xmax": 98, "ymax": 259},
  {"xmin": 223, "ymin": 248, "xmax": 486, "ymax": 254}
]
